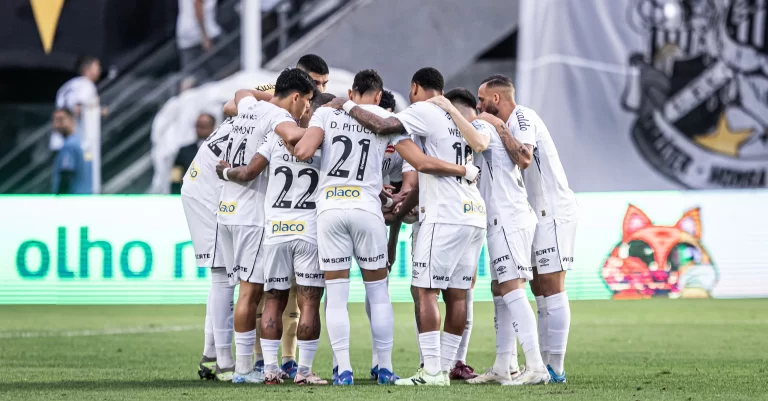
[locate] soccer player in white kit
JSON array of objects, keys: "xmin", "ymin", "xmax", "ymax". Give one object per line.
[
  {"xmin": 299, "ymin": 69, "xmax": 475, "ymax": 385},
  {"xmin": 338, "ymin": 68, "xmax": 486, "ymax": 386},
  {"xmin": 430, "ymin": 88, "xmax": 551, "ymax": 385},
  {"xmin": 214, "ymin": 68, "xmax": 316, "ymax": 384},
  {"xmin": 477, "ymin": 74, "xmax": 579, "ymax": 383}
]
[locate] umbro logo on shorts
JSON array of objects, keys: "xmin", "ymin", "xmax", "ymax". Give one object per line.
[{"xmin": 496, "ymin": 266, "xmax": 507, "ymax": 274}]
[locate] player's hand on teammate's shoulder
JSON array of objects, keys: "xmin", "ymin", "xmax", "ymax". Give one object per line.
[
  {"xmin": 215, "ymin": 160, "xmax": 231, "ymax": 180},
  {"xmin": 427, "ymin": 95, "xmax": 454, "ymax": 112},
  {"xmin": 323, "ymin": 97, "xmax": 349, "ymax": 109},
  {"xmin": 477, "ymin": 112, "xmax": 504, "ymax": 126}
]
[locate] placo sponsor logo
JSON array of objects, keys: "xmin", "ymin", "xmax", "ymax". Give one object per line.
[
  {"xmin": 218, "ymin": 201, "xmax": 237, "ymax": 215},
  {"xmin": 271, "ymin": 220, "xmax": 306, "ymax": 235},
  {"xmin": 325, "ymin": 186, "xmax": 361, "ymax": 200},
  {"xmin": 187, "ymin": 161, "xmax": 200, "ymax": 180},
  {"xmin": 462, "ymin": 201, "xmax": 486, "ymax": 215}
]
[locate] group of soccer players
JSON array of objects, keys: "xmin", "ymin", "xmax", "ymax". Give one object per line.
[{"xmin": 180, "ymin": 54, "xmax": 578, "ymax": 387}]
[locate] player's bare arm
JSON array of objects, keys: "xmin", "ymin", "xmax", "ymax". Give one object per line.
[
  {"xmin": 428, "ymin": 96, "xmax": 489, "ymax": 152},
  {"xmin": 394, "ymin": 139, "xmax": 470, "ymax": 177},
  {"xmin": 274, "ymin": 121, "xmax": 307, "ymax": 146},
  {"xmin": 223, "ymin": 89, "xmax": 274, "ymax": 116},
  {"xmin": 324, "ymin": 97, "xmax": 405, "ymax": 135},
  {"xmin": 394, "ymin": 186, "xmax": 420, "ymax": 220},
  {"xmin": 478, "ymin": 112, "xmax": 533, "ymax": 169},
  {"xmin": 292, "ymin": 126, "xmax": 323, "ymax": 160},
  {"xmin": 215, "ymin": 154, "xmax": 268, "ymax": 182}
]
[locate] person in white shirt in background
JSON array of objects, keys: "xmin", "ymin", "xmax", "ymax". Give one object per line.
[
  {"xmin": 52, "ymin": 56, "xmax": 102, "ymax": 152},
  {"xmin": 177, "ymin": 0, "xmax": 223, "ymax": 89},
  {"xmin": 430, "ymin": 88, "xmax": 550, "ymax": 385},
  {"xmin": 476, "ymin": 74, "xmax": 579, "ymax": 384}
]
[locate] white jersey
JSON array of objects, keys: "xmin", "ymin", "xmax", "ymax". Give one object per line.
[
  {"xmin": 181, "ymin": 118, "xmax": 234, "ymax": 211},
  {"xmin": 472, "ymin": 119, "xmax": 538, "ymax": 233},
  {"xmin": 309, "ymin": 105, "xmax": 408, "ymax": 219},
  {"xmin": 217, "ymin": 97, "xmax": 295, "ymax": 226},
  {"xmin": 257, "ymin": 133, "xmax": 322, "ymax": 245},
  {"xmin": 381, "ymin": 144, "xmax": 404, "ymax": 184},
  {"xmin": 510, "ymin": 105, "xmax": 578, "ymax": 222},
  {"xmin": 394, "ymin": 101, "xmax": 487, "ymax": 229}
]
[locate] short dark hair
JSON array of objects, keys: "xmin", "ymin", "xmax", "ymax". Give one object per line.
[
  {"xmin": 379, "ymin": 90, "xmax": 396, "ymax": 111},
  {"xmin": 53, "ymin": 107, "xmax": 74, "ymax": 118},
  {"xmin": 297, "ymin": 54, "xmax": 329, "ymax": 75},
  {"xmin": 411, "ymin": 67, "xmax": 444, "ymax": 92},
  {"xmin": 481, "ymin": 74, "xmax": 514, "ymax": 88},
  {"xmin": 352, "ymin": 69, "xmax": 383, "ymax": 96},
  {"xmin": 444, "ymin": 88, "xmax": 477, "ymax": 110},
  {"xmin": 274, "ymin": 68, "xmax": 316, "ymax": 98},
  {"xmin": 197, "ymin": 113, "xmax": 216, "ymax": 126},
  {"xmin": 311, "ymin": 92, "xmax": 336, "ymax": 112},
  {"xmin": 78, "ymin": 56, "xmax": 98, "ymax": 73}
]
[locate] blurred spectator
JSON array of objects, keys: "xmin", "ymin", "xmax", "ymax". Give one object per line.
[
  {"xmin": 51, "ymin": 56, "xmax": 102, "ymax": 152},
  {"xmin": 177, "ymin": 0, "xmax": 224, "ymax": 89},
  {"xmin": 51, "ymin": 109, "xmax": 92, "ymax": 195},
  {"xmin": 170, "ymin": 112, "xmax": 216, "ymax": 194}
]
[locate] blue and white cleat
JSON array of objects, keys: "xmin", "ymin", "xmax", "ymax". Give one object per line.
[
  {"xmin": 333, "ymin": 370, "xmax": 354, "ymax": 386},
  {"xmin": 232, "ymin": 369, "xmax": 265, "ymax": 384},
  {"xmin": 370, "ymin": 365, "xmax": 379, "ymax": 380},
  {"xmin": 332, "ymin": 366, "xmax": 339, "ymax": 382},
  {"xmin": 281, "ymin": 360, "xmax": 298, "ymax": 380},
  {"xmin": 377, "ymin": 368, "xmax": 399, "ymax": 385},
  {"xmin": 253, "ymin": 360, "xmax": 264, "ymax": 374},
  {"xmin": 547, "ymin": 365, "xmax": 567, "ymax": 383}
]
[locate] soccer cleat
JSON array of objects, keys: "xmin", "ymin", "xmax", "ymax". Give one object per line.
[
  {"xmin": 294, "ymin": 372, "xmax": 328, "ymax": 385},
  {"xmin": 394, "ymin": 368, "xmax": 449, "ymax": 386},
  {"xmin": 466, "ymin": 368, "xmax": 514, "ymax": 385},
  {"xmin": 198, "ymin": 356, "xmax": 217, "ymax": 380},
  {"xmin": 213, "ymin": 365, "xmax": 235, "ymax": 382},
  {"xmin": 449, "ymin": 361, "xmax": 478, "ymax": 380},
  {"xmin": 264, "ymin": 372, "xmax": 284, "ymax": 385},
  {"xmin": 370, "ymin": 365, "xmax": 379, "ymax": 380},
  {"xmin": 547, "ymin": 365, "xmax": 567, "ymax": 383},
  {"xmin": 281, "ymin": 360, "xmax": 298, "ymax": 380},
  {"xmin": 377, "ymin": 368, "xmax": 399, "ymax": 385},
  {"xmin": 333, "ymin": 370, "xmax": 354, "ymax": 386},
  {"xmin": 232, "ymin": 369, "xmax": 264, "ymax": 384},
  {"xmin": 502, "ymin": 366, "xmax": 550, "ymax": 386},
  {"xmin": 253, "ymin": 359, "xmax": 264, "ymax": 374},
  {"xmin": 332, "ymin": 366, "xmax": 339, "ymax": 382}
]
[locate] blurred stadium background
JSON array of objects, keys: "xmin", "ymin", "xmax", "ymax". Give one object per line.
[{"xmin": 1, "ymin": 0, "xmax": 766, "ymax": 400}]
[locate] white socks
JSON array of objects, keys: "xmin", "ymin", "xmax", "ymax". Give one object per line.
[
  {"xmin": 492, "ymin": 296, "xmax": 516, "ymax": 374},
  {"xmin": 456, "ymin": 288, "xmax": 474, "ymax": 364},
  {"xmin": 203, "ymin": 290, "xmax": 216, "ymax": 358},
  {"xmin": 535, "ymin": 295, "xmax": 550, "ymax": 365},
  {"xmin": 211, "ymin": 267, "xmax": 235, "ymax": 369},
  {"xmin": 298, "ymin": 339, "xmax": 319, "ymax": 376},
  {"xmin": 503, "ymin": 289, "xmax": 545, "ymax": 370},
  {"xmin": 261, "ymin": 338, "xmax": 281, "ymax": 374},
  {"xmin": 326, "ymin": 278, "xmax": 352, "ymax": 373},
  {"xmin": 546, "ymin": 292, "xmax": 570, "ymax": 375},
  {"xmin": 419, "ymin": 331, "xmax": 441, "ymax": 375},
  {"xmin": 440, "ymin": 332, "xmax": 462, "ymax": 373},
  {"xmin": 364, "ymin": 278, "xmax": 394, "ymax": 372},
  {"xmin": 365, "ymin": 292, "xmax": 378, "ymax": 368},
  {"xmin": 415, "ymin": 320, "xmax": 424, "ymax": 365},
  {"xmin": 234, "ymin": 329, "xmax": 256, "ymax": 374}
]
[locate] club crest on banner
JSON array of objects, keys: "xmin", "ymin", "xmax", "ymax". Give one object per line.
[{"xmin": 622, "ymin": 0, "xmax": 768, "ymax": 189}]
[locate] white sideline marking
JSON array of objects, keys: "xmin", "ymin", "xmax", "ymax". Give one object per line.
[{"xmin": 0, "ymin": 325, "xmax": 201, "ymax": 339}]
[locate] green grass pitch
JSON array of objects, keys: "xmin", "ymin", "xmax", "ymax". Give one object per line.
[{"xmin": 1, "ymin": 299, "xmax": 766, "ymax": 400}]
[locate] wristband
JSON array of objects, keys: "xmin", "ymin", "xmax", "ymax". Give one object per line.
[
  {"xmin": 342, "ymin": 100, "xmax": 357, "ymax": 113},
  {"xmin": 383, "ymin": 197, "xmax": 394, "ymax": 208},
  {"xmin": 222, "ymin": 168, "xmax": 230, "ymax": 181}
]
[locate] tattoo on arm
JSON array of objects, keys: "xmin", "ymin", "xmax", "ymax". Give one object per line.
[
  {"xmin": 496, "ymin": 123, "xmax": 530, "ymax": 167},
  {"xmin": 348, "ymin": 107, "xmax": 404, "ymax": 135}
]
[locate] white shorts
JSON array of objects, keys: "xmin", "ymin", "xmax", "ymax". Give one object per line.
[
  {"xmin": 532, "ymin": 218, "xmax": 578, "ymax": 275},
  {"xmin": 412, "ymin": 223, "xmax": 485, "ymax": 290},
  {"xmin": 213, "ymin": 224, "xmax": 265, "ymax": 285},
  {"xmin": 263, "ymin": 239, "xmax": 324, "ymax": 290},
  {"xmin": 181, "ymin": 195, "xmax": 217, "ymax": 268},
  {"xmin": 488, "ymin": 226, "xmax": 535, "ymax": 283},
  {"xmin": 317, "ymin": 209, "xmax": 388, "ymax": 271}
]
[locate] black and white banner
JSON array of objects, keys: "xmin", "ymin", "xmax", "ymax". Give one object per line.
[{"xmin": 516, "ymin": 0, "xmax": 768, "ymax": 191}]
